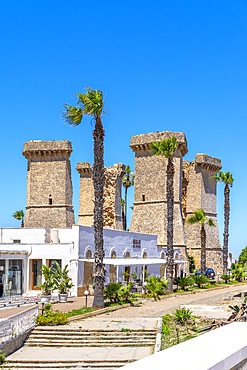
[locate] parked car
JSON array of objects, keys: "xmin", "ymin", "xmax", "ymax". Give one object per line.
[{"xmin": 195, "ymin": 268, "xmax": 215, "ymax": 279}]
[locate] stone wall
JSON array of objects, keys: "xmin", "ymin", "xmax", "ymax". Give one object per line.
[
  {"xmin": 77, "ymin": 162, "xmax": 125, "ymax": 229},
  {"xmin": 22, "ymin": 140, "xmax": 75, "ymax": 228}
]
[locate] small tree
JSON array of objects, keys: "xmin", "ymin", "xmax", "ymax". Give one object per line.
[
  {"xmin": 64, "ymin": 87, "xmax": 106, "ymax": 308},
  {"xmin": 238, "ymin": 246, "xmax": 247, "ymax": 265},
  {"xmin": 187, "ymin": 209, "xmax": 215, "ymax": 275},
  {"xmin": 122, "ymin": 165, "xmax": 135, "ymax": 230},
  {"xmin": 150, "ymin": 136, "xmax": 178, "ymax": 292},
  {"xmin": 188, "ymin": 255, "xmax": 196, "ymax": 273},
  {"xmin": 212, "ymin": 171, "xmax": 234, "ymax": 275},
  {"xmin": 12, "ymin": 210, "xmax": 24, "ymax": 227},
  {"xmin": 231, "ymin": 263, "xmax": 246, "ymax": 282},
  {"xmin": 40, "ymin": 265, "xmax": 55, "ymax": 295},
  {"xmin": 53, "ymin": 262, "xmax": 74, "ymax": 294}
]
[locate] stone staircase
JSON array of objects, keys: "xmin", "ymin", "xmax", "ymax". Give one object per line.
[
  {"xmin": 25, "ymin": 326, "xmax": 157, "ymax": 347},
  {"xmin": 3, "ymin": 325, "xmax": 158, "ymax": 369}
]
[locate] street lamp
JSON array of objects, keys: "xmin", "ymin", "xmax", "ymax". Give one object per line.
[
  {"xmin": 84, "ymin": 289, "xmax": 89, "ymax": 308},
  {"xmin": 40, "ymin": 297, "xmax": 46, "ymax": 315}
]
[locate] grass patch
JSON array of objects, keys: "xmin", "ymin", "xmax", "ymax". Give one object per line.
[{"xmin": 65, "ymin": 307, "xmax": 93, "ymax": 318}]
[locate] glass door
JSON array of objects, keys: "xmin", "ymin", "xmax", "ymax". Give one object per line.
[{"xmin": 31, "ymin": 260, "xmax": 42, "ymax": 290}]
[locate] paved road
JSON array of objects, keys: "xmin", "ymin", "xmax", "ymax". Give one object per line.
[{"xmin": 88, "ymin": 283, "xmax": 247, "ymax": 321}]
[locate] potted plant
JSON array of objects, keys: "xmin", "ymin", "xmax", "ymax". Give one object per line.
[
  {"xmin": 53, "ymin": 262, "xmax": 74, "ymax": 302},
  {"xmin": 40, "ymin": 265, "xmax": 55, "ymax": 302}
]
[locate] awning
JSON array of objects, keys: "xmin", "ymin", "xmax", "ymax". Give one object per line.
[
  {"xmin": 79, "ymin": 258, "xmax": 167, "ymax": 266},
  {"xmin": 79, "ymin": 258, "xmax": 187, "ymax": 266}
]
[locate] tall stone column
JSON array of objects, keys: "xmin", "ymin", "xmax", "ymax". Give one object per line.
[
  {"xmin": 129, "ymin": 131, "xmax": 188, "ymax": 253},
  {"xmin": 77, "ymin": 162, "xmax": 125, "ymax": 229},
  {"xmin": 183, "ymin": 154, "xmax": 223, "ymax": 272},
  {"xmin": 23, "ymin": 140, "xmax": 75, "ymax": 228}
]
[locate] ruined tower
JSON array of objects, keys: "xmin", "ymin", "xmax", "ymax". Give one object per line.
[
  {"xmin": 23, "ymin": 140, "xmax": 75, "ymax": 228},
  {"xmin": 129, "ymin": 131, "xmax": 188, "ymax": 253},
  {"xmin": 76, "ymin": 162, "xmax": 125, "ymax": 229},
  {"xmin": 183, "ymin": 154, "xmax": 223, "ymax": 272}
]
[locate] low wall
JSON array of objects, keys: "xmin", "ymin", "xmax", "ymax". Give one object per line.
[
  {"xmin": 0, "ymin": 306, "xmax": 38, "ymax": 356},
  {"xmin": 122, "ymin": 322, "xmax": 247, "ymax": 370}
]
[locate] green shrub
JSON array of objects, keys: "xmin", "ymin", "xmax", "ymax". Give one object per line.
[
  {"xmin": 193, "ymin": 275, "xmax": 209, "ymax": 288},
  {"xmin": 175, "ymin": 276, "xmax": 194, "ymax": 290},
  {"xmin": 220, "ymin": 274, "xmax": 232, "ymax": 283},
  {"xmin": 174, "ymin": 307, "xmax": 193, "ymax": 325},
  {"xmin": 145, "ymin": 275, "xmax": 168, "ymax": 300},
  {"xmin": 0, "ymin": 350, "xmax": 5, "ymax": 364},
  {"xmin": 36, "ymin": 303, "xmax": 68, "ymax": 325},
  {"xmin": 231, "ymin": 263, "xmax": 246, "ymax": 282},
  {"xmin": 36, "ymin": 310, "xmax": 68, "ymax": 325},
  {"xmin": 104, "ymin": 282, "xmax": 132, "ymax": 303}
]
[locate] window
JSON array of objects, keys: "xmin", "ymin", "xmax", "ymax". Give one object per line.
[
  {"xmin": 133, "ymin": 239, "xmax": 141, "ymax": 248},
  {"xmin": 142, "ymin": 194, "xmax": 145, "ymax": 201},
  {"xmin": 49, "ymin": 194, "xmax": 52, "ymax": 205},
  {"xmin": 13, "ymin": 240, "xmax": 21, "ymax": 244},
  {"xmin": 49, "ymin": 259, "xmax": 61, "ymax": 271}
]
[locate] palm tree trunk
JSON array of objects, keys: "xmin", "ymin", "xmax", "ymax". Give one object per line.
[
  {"xmin": 124, "ymin": 187, "xmax": 127, "ymax": 231},
  {"xmin": 201, "ymin": 225, "xmax": 206, "ymax": 275},
  {"xmin": 166, "ymin": 158, "xmax": 175, "ymax": 292},
  {"xmin": 92, "ymin": 116, "xmax": 106, "ymax": 308},
  {"xmin": 223, "ymin": 184, "xmax": 230, "ymax": 275}
]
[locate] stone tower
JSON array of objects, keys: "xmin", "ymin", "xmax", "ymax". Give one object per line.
[
  {"xmin": 129, "ymin": 131, "xmax": 188, "ymax": 252},
  {"xmin": 76, "ymin": 162, "xmax": 125, "ymax": 229},
  {"xmin": 23, "ymin": 140, "xmax": 75, "ymax": 228},
  {"xmin": 183, "ymin": 154, "xmax": 223, "ymax": 272}
]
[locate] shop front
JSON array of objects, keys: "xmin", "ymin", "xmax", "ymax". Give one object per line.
[{"xmin": 0, "ymin": 251, "xmax": 28, "ymax": 297}]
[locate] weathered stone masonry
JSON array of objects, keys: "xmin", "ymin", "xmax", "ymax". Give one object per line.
[
  {"xmin": 129, "ymin": 131, "xmax": 223, "ymax": 273},
  {"xmin": 129, "ymin": 131, "xmax": 188, "ymax": 254},
  {"xmin": 77, "ymin": 162, "xmax": 125, "ymax": 229},
  {"xmin": 23, "ymin": 140, "xmax": 75, "ymax": 228},
  {"xmin": 22, "ymin": 134, "xmax": 223, "ymax": 274},
  {"xmin": 183, "ymin": 154, "xmax": 223, "ymax": 271}
]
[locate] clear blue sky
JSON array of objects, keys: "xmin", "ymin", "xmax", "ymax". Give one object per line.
[{"xmin": 0, "ymin": 1, "xmax": 246, "ymax": 259}]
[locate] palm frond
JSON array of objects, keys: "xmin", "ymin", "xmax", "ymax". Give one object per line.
[
  {"xmin": 212, "ymin": 171, "xmax": 234, "ymax": 186},
  {"xmin": 150, "ymin": 136, "xmax": 178, "ymax": 159},
  {"xmin": 64, "ymin": 105, "xmax": 83, "ymax": 126},
  {"xmin": 78, "ymin": 88, "xmax": 104, "ymax": 116},
  {"xmin": 63, "ymin": 87, "xmax": 104, "ymax": 127}
]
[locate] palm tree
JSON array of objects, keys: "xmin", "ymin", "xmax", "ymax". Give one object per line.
[
  {"xmin": 187, "ymin": 209, "xmax": 215, "ymax": 275},
  {"xmin": 150, "ymin": 136, "xmax": 178, "ymax": 292},
  {"xmin": 64, "ymin": 87, "xmax": 106, "ymax": 308},
  {"xmin": 122, "ymin": 165, "xmax": 135, "ymax": 230},
  {"xmin": 211, "ymin": 171, "xmax": 234, "ymax": 275},
  {"xmin": 12, "ymin": 210, "xmax": 24, "ymax": 227}
]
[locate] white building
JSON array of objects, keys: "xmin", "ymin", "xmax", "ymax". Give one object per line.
[{"xmin": 0, "ymin": 225, "xmax": 185, "ymax": 298}]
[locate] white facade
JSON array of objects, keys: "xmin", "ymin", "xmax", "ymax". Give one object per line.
[{"xmin": 0, "ymin": 226, "xmax": 185, "ymax": 297}]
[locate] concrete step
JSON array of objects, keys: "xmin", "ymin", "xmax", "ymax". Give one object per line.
[
  {"xmin": 3, "ymin": 359, "xmax": 134, "ymax": 369},
  {"xmin": 25, "ymin": 328, "xmax": 156, "ymax": 347},
  {"xmin": 26, "ymin": 341, "xmax": 154, "ymax": 347},
  {"xmin": 32, "ymin": 326, "xmax": 155, "ymax": 336}
]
